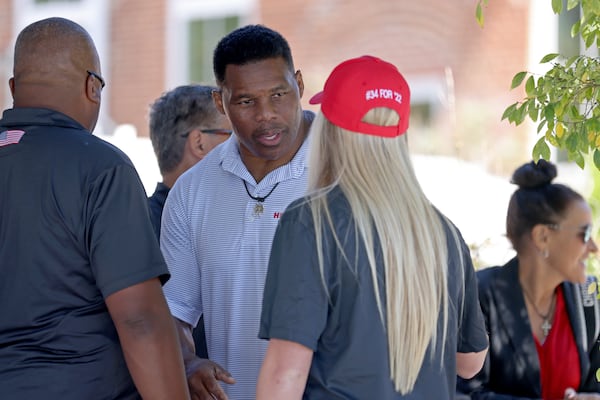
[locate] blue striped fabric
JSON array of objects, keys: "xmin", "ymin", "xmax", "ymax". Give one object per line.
[{"xmin": 161, "ymin": 135, "xmax": 310, "ymax": 398}]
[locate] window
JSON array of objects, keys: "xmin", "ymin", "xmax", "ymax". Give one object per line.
[
  {"xmin": 166, "ymin": 0, "xmax": 252, "ymax": 89},
  {"xmin": 188, "ymin": 16, "xmax": 239, "ymax": 84}
]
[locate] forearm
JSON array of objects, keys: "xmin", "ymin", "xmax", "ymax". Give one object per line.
[
  {"xmin": 107, "ymin": 279, "xmax": 190, "ymax": 400},
  {"xmin": 456, "ymin": 348, "xmax": 488, "ymax": 379},
  {"xmin": 173, "ymin": 317, "xmax": 236, "ymax": 400},
  {"xmin": 121, "ymin": 312, "xmax": 190, "ymax": 399},
  {"xmin": 256, "ymin": 339, "xmax": 312, "ymax": 400},
  {"xmin": 174, "ymin": 317, "xmax": 200, "ymax": 375},
  {"xmin": 256, "ymin": 365, "xmax": 306, "ymax": 400}
]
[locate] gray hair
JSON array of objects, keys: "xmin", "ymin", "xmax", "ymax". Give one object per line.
[{"xmin": 149, "ymin": 84, "xmax": 220, "ymax": 174}]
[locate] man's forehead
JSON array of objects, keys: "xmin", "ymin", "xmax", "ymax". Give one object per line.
[{"xmin": 221, "ymin": 58, "xmax": 294, "ymax": 89}]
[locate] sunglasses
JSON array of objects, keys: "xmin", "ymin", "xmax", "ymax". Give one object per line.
[
  {"xmin": 547, "ymin": 223, "xmax": 593, "ymax": 244},
  {"xmin": 181, "ymin": 129, "xmax": 233, "ymax": 138}
]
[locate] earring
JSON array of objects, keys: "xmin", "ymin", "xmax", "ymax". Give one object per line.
[{"xmin": 543, "ymin": 249, "xmax": 549, "ymax": 259}]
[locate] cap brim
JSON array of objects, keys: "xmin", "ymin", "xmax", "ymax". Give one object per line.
[{"xmin": 309, "ymin": 91, "xmax": 324, "ymax": 105}]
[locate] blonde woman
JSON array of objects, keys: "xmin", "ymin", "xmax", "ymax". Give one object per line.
[{"xmin": 256, "ymin": 55, "xmax": 488, "ymax": 399}]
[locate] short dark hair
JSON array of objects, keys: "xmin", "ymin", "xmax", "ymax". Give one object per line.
[
  {"xmin": 506, "ymin": 159, "xmax": 583, "ymax": 251},
  {"xmin": 213, "ymin": 24, "xmax": 295, "ymax": 84},
  {"xmin": 149, "ymin": 84, "xmax": 218, "ymax": 174}
]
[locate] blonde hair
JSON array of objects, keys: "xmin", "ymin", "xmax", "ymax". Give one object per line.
[{"xmin": 307, "ymin": 108, "xmax": 462, "ymax": 393}]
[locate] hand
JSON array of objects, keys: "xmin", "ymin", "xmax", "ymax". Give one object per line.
[
  {"xmin": 564, "ymin": 387, "xmax": 600, "ymax": 400},
  {"xmin": 186, "ymin": 358, "xmax": 236, "ymax": 400}
]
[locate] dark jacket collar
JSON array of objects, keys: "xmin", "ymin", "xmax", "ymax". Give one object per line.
[
  {"xmin": 1, "ymin": 107, "xmax": 88, "ymax": 132},
  {"xmin": 493, "ymin": 257, "xmax": 590, "ymax": 392}
]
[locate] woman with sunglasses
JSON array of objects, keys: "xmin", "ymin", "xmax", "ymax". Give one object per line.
[{"xmin": 458, "ymin": 159, "xmax": 600, "ymax": 400}]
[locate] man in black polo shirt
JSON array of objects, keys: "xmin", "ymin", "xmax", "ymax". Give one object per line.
[{"xmin": 0, "ymin": 17, "xmax": 189, "ymax": 399}]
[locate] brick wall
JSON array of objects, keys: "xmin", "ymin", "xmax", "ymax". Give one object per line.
[
  {"xmin": 0, "ymin": 0, "xmax": 535, "ymax": 172},
  {"xmin": 109, "ymin": 0, "xmax": 166, "ymax": 138},
  {"xmin": 0, "ymin": 0, "xmax": 13, "ymax": 110},
  {"xmin": 260, "ymin": 0, "xmax": 532, "ymax": 172}
]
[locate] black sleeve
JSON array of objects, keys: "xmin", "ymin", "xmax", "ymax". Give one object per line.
[
  {"xmin": 457, "ymin": 271, "xmax": 538, "ymax": 400},
  {"xmin": 87, "ymin": 164, "xmax": 169, "ymax": 298},
  {"xmin": 456, "ymin": 237, "xmax": 489, "ymax": 354}
]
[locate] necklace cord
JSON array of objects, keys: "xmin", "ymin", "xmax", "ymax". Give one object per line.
[
  {"xmin": 242, "ymin": 180, "xmax": 279, "ymax": 202},
  {"xmin": 522, "ymin": 288, "xmax": 556, "ymax": 319}
]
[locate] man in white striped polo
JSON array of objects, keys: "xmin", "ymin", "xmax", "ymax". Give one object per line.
[{"xmin": 161, "ymin": 24, "xmax": 314, "ymax": 400}]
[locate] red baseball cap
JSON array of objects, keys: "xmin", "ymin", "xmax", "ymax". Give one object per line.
[{"xmin": 309, "ymin": 55, "xmax": 410, "ymax": 137}]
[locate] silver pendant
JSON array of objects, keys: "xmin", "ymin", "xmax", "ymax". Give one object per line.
[
  {"xmin": 541, "ymin": 319, "xmax": 552, "ymax": 337},
  {"xmin": 253, "ymin": 202, "xmax": 264, "ymax": 217}
]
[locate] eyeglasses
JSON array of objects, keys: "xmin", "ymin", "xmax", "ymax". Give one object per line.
[
  {"xmin": 201, "ymin": 129, "xmax": 233, "ymax": 135},
  {"xmin": 86, "ymin": 70, "xmax": 106, "ymax": 89},
  {"xmin": 181, "ymin": 129, "xmax": 233, "ymax": 138},
  {"xmin": 547, "ymin": 223, "xmax": 593, "ymax": 244}
]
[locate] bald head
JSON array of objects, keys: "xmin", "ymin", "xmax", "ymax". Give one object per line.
[{"xmin": 10, "ymin": 17, "xmax": 103, "ymax": 132}]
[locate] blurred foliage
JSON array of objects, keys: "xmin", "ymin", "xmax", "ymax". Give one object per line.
[
  {"xmin": 477, "ymin": 0, "xmax": 600, "ymax": 170},
  {"xmin": 587, "ymin": 157, "xmax": 600, "ymax": 278}
]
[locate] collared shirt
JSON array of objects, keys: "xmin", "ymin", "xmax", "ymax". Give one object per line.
[{"xmin": 161, "ymin": 135, "xmax": 309, "ymax": 399}]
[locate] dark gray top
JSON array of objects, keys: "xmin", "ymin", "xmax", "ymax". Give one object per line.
[
  {"xmin": 0, "ymin": 108, "xmax": 169, "ymax": 399},
  {"xmin": 260, "ymin": 186, "xmax": 488, "ymax": 399}
]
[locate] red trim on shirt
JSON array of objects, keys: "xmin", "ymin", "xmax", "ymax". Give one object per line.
[{"xmin": 534, "ymin": 286, "xmax": 580, "ymax": 399}]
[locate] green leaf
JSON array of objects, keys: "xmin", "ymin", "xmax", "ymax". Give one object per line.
[
  {"xmin": 533, "ymin": 137, "xmax": 551, "ymax": 161},
  {"xmin": 571, "ymin": 20, "xmax": 581, "ymax": 37},
  {"xmin": 515, "ymin": 103, "xmax": 528, "ymax": 125},
  {"xmin": 567, "ymin": 0, "xmax": 580, "ymax": 10},
  {"xmin": 552, "ymin": 0, "xmax": 563, "ymax": 14},
  {"xmin": 544, "ymin": 104, "xmax": 556, "ymax": 122},
  {"xmin": 511, "ymin": 72, "xmax": 528, "ymax": 89},
  {"xmin": 540, "ymin": 53, "xmax": 560, "ymax": 63},
  {"xmin": 525, "ymin": 76, "xmax": 536, "ymax": 96},
  {"xmin": 546, "ymin": 130, "xmax": 559, "ymax": 146},
  {"xmin": 566, "ymin": 132, "xmax": 579, "ymax": 152},
  {"xmin": 594, "ymin": 149, "xmax": 600, "ymax": 170},
  {"xmin": 583, "ymin": 0, "xmax": 600, "ymax": 14},
  {"xmin": 568, "ymin": 104, "xmax": 582, "ymax": 120},
  {"xmin": 501, "ymin": 102, "xmax": 518, "ymax": 122},
  {"xmin": 596, "ymin": 367, "xmax": 600, "ymax": 382},
  {"xmin": 476, "ymin": 3, "xmax": 484, "ymax": 27},
  {"xmin": 571, "ymin": 151, "xmax": 585, "ymax": 169},
  {"xmin": 528, "ymin": 102, "xmax": 539, "ymax": 122},
  {"xmin": 537, "ymin": 120, "xmax": 547, "ymax": 133},
  {"xmin": 585, "ymin": 33, "xmax": 595, "ymax": 48},
  {"xmin": 565, "ymin": 55, "xmax": 579, "ymax": 68}
]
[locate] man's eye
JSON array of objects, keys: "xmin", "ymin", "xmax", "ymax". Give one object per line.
[{"xmin": 238, "ymin": 99, "xmax": 253, "ymax": 105}]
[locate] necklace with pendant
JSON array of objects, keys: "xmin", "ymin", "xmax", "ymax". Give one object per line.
[
  {"xmin": 242, "ymin": 179, "xmax": 279, "ymax": 218},
  {"xmin": 522, "ymin": 288, "xmax": 556, "ymax": 338}
]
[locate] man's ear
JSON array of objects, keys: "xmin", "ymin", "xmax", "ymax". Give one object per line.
[
  {"xmin": 295, "ymin": 70, "xmax": 304, "ymax": 98},
  {"xmin": 8, "ymin": 77, "xmax": 15, "ymax": 97},
  {"xmin": 187, "ymin": 129, "xmax": 206, "ymax": 158},
  {"xmin": 212, "ymin": 89, "xmax": 226, "ymax": 115},
  {"xmin": 86, "ymin": 74, "xmax": 101, "ymax": 104}
]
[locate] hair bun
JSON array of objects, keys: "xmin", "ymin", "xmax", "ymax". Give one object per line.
[{"xmin": 510, "ymin": 159, "xmax": 557, "ymax": 189}]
